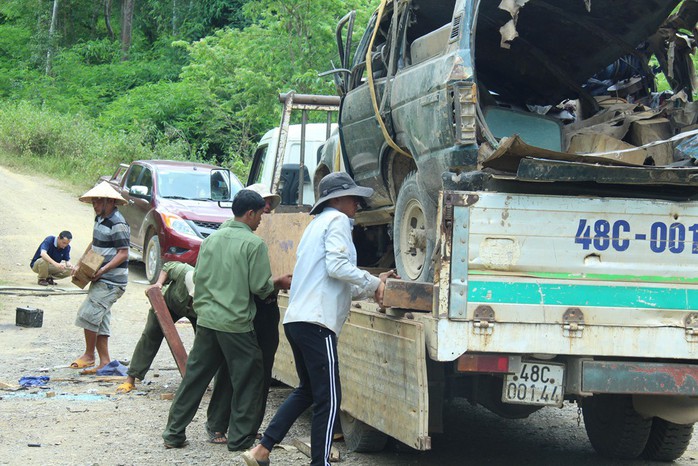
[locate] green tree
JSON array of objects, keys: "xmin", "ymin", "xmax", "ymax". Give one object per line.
[{"xmin": 178, "ymin": 0, "xmax": 374, "ymax": 160}]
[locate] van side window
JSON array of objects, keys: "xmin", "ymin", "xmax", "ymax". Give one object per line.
[{"xmin": 248, "ymin": 145, "xmax": 268, "ymax": 185}]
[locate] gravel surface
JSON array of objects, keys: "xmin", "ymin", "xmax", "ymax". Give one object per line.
[{"xmin": 1, "ymin": 164, "xmax": 698, "ymax": 466}]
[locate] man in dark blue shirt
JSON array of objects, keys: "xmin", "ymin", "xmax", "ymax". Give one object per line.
[{"xmin": 30, "ymin": 231, "xmax": 74, "ymax": 286}]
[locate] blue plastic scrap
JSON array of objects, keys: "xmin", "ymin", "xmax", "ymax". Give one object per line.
[
  {"xmin": 19, "ymin": 376, "xmax": 50, "ymax": 388},
  {"xmin": 96, "ymin": 360, "xmax": 128, "ymax": 376}
]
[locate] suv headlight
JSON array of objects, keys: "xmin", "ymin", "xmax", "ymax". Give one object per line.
[{"xmin": 160, "ymin": 212, "xmax": 199, "ymax": 239}]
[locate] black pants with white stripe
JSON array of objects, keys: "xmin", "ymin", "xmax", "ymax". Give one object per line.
[{"xmin": 260, "ymin": 321, "xmax": 340, "ymax": 466}]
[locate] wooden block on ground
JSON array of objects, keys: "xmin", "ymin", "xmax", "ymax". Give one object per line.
[
  {"xmin": 291, "ymin": 438, "xmax": 340, "ymax": 462},
  {"xmin": 146, "ymin": 287, "xmax": 188, "ymax": 377},
  {"xmin": 383, "ymin": 279, "xmax": 433, "ymax": 312}
]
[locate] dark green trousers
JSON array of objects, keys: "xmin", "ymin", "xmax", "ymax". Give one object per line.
[
  {"xmin": 127, "ymin": 306, "xmax": 196, "ymax": 380},
  {"xmin": 206, "ymin": 296, "xmax": 280, "ymax": 435},
  {"xmin": 162, "ymin": 326, "xmax": 263, "ymax": 451}
]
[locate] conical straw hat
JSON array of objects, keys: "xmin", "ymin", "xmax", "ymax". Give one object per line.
[{"xmin": 79, "ymin": 181, "xmax": 127, "ymax": 206}]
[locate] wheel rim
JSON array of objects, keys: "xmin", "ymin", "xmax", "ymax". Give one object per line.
[
  {"xmin": 399, "ymin": 198, "xmax": 427, "ymax": 280},
  {"xmin": 146, "ymin": 236, "xmax": 159, "ymax": 280}
]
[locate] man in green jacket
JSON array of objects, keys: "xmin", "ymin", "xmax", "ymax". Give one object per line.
[
  {"xmin": 162, "ymin": 190, "xmax": 291, "ymax": 451},
  {"xmin": 116, "ymin": 261, "xmax": 196, "ymax": 394}
]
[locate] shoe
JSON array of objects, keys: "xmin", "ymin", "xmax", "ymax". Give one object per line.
[
  {"xmin": 46, "ymin": 277, "xmax": 56, "ymax": 285},
  {"xmin": 164, "ymin": 439, "xmax": 189, "ymax": 449},
  {"xmin": 38, "ymin": 279, "xmax": 49, "ymax": 286}
]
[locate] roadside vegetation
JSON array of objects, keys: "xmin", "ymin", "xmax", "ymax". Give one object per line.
[
  {"xmin": 0, "ymin": 1, "xmax": 691, "ymax": 191},
  {"xmin": 0, "ymin": 0, "xmax": 372, "ymax": 189}
]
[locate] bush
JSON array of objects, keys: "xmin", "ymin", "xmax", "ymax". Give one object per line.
[
  {"xmin": 0, "ymin": 101, "xmax": 152, "ymax": 188},
  {"xmin": 0, "ymin": 101, "xmax": 250, "ymax": 189}
]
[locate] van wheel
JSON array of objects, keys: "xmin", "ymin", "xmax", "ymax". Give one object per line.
[
  {"xmin": 144, "ymin": 233, "xmax": 162, "ymax": 284},
  {"xmin": 340, "ymin": 410, "xmax": 388, "ymax": 453},
  {"xmin": 582, "ymin": 394, "xmax": 652, "ymax": 459},
  {"xmin": 394, "ymin": 171, "xmax": 436, "ymax": 282},
  {"xmin": 642, "ymin": 418, "xmax": 694, "ymax": 461}
]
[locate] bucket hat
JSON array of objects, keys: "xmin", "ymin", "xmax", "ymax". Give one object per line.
[
  {"xmin": 79, "ymin": 181, "xmax": 127, "ymax": 206},
  {"xmin": 244, "ymin": 183, "xmax": 281, "ymax": 210},
  {"xmin": 309, "ymin": 172, "xmax": 374, "ymax": 215},
  {"xmin": 184, "ymin": 271, "xmax": 195, "ymax": 297}
]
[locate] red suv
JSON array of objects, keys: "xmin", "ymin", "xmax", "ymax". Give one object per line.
[{"xmin": 101, "ymin": 160, "xmax": 243, "ymax": 282}]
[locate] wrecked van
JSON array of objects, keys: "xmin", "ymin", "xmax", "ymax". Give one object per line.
[{"xmin": 317, "ymin": 0, "xmax": 698, "ymax": 281}]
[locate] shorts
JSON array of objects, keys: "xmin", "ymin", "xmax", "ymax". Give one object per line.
[{"xmin": 75, "ymin": 281, "xmax": 126, "ymax": 335}]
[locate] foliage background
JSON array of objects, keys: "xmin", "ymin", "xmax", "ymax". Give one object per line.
[
  {"xmin": 0, "ymin": 1, "xmax": 692, "ymax": 190},
  {"xmin": 0, "ymin": 0, "xmax": 373, "ymax": 187}
]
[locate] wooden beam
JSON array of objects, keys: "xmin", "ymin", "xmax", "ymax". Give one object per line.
[
  {"xmin": 383, "ymin": 279, "xmax": 433, "ymax": 312},
  {"xmin": 291, "ymin": 438, "xmax": 340, "ymax": 462},
  {"xmin": 146, "ymin": 287, "xmax": 188, "ymax": 377}
]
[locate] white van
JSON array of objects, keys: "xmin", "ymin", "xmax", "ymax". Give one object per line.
[{"xmin": 247, "ymin": 123, "xmax": 336, "ymax": 206}]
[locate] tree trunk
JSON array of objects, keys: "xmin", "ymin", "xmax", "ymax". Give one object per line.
[
  {"xmin": 46, "ymin": 0, "xmax": 59, "ymax": 75},
  {"xmin": 105, "ymin": 0, "xmax": 114, "ymax": 40},
  {"xmin": 172, "ymin": 0, "xmax": 177, "ymax": 36},
  {"xmin": 120, "ymin": 0, "xmax": 135, "ymax": 61}
]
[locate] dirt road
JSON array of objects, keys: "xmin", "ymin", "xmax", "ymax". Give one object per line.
[{"xmin": 1, "ymin": 164, "xmax": 698, "ymax": 465}]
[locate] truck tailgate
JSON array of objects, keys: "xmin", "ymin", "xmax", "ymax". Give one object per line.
[{"xmin": 434, "ymin": 191, "xmax": 698, "ymax": 360}]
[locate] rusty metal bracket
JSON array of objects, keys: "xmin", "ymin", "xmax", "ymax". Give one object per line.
[
  {"xmin": 684, "ymin": 313, "xmax": 698, "ymax": 342},
  {"xmin": 443, "ymin": 191, "xmax": 479, "ymax": 207},
  {"xmin": 473, "ymin": 305, "xmax": 495, "ymax": 335},
  {"xmin": 562, "ymin": 307, "xmax": 585, "ymax": 338}
]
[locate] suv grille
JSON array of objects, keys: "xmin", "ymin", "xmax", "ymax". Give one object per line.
[{"xmin": 193, "ymin": 220, "xmax": 222, "ymax": 238}]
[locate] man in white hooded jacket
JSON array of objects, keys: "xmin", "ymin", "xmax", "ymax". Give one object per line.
[{"xmin": 243, "ymin": 172, "xmax": 396, "ymax": 466}]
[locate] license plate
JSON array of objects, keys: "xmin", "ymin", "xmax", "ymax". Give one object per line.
[{"xmin": 502, "ymin": 361, "xmax": 564, "ymax": 407}]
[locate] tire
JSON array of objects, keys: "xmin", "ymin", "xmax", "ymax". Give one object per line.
[
  {"xmin": 582, "ymin": 394, "xmax": 652, "ymax": 459},
  {"xmin": 393, "ymin": 171, "xmax": 436, "ymax": 282},
  {"xmin": 340, "ymin": 410, "xmax": 388, "ymax": 453},
  {"xmin": 144, "ymin": 232, "xmax": 162, "ymax": 284},
  {"xmin": 642, "ymin": 418, "xmax": 694, "ymax": 462}
]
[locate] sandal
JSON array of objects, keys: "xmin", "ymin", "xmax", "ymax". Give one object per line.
[
  {"xmin": 206, "ymin": 425, "xmax": 227, "ymax": 444},
  {"xmin": 69, "ymin": 358, "xmax": 94, "ymax": 369},
  {"xmin": 164, "ymin": 440, "xmax": 189, "ymax": 449},
  {"xmin": 241, "ymin": 451, "xmax": 270, "ymax": 466},
  {"xmin": 116, "ymin": 382, "xmax": 135, "ymax": 393}
]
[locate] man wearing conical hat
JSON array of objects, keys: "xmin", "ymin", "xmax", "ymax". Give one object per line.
[{"xmin": 69, "ymin": 181, "xmax": 130, "ymax": 372}]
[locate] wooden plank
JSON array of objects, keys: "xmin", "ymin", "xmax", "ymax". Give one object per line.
[
  {"xmin": 146, "ymin": 287, "xmax": 188, "ymax": 377},
  {"xmin": 291, "ymin": 438, "xmax": 340, "ymax": 462},
  {"xmin": 517, "ymin": 158, "xmax": 698, "ymax": 186},
  {"xmin": 383, "ymin": 279, "xmax": 433, "ymax": 311},
  {"xmin": 255, "ymin": 211, "xmax": 312, "ymax": 277},
  {"xmin": 273, "ymin": 297, "xmax": 431, "ymax": 451},
  {"xmin": 339, "ymin": 309, "xmax": 430, "ymax": 450}
]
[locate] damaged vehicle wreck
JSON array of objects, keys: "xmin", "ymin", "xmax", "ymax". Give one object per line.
[
  {"xmin": 318, "ymin": 0, "xmax": 698, "ymax": 281},
  {"xmin": 277, "ymin": 0, "xmax": 698, "ymax": 462}
]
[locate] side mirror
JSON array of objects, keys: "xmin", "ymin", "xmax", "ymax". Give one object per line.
[
  {"xmin": 130, "ymin": 185, "xmax": 150, "ymax": 198},
  {"xmin": 211, "ymin": 169, "xmax": 233, "ymax": 207}
]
